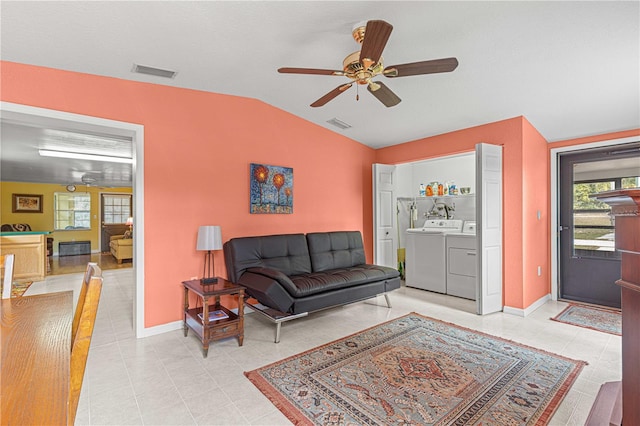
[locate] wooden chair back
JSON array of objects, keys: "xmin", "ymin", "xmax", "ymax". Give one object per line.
[
  {"xmin": 72, "ymin": 263, "xmax": 101, "ymax": 346},
  {"xmin": 2, "ymin": 254, "xmax": 16, "ymax": 299},
  {"xmin": 68, "ymin": 274, "xmax": 103, "ymax": 425}
]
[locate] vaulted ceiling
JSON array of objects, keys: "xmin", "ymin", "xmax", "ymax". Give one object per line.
[{"xmin": 1, "ymin": 1, "xmax": 639, "ymax": 186}]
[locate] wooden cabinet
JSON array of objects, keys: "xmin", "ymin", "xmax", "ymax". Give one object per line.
[
  {"xmin": 588, "ymin": 189, "xmax": 640, "ymax": 426},
  {"xmin": 1, "ymin": 233, "xmax": 47, "ymax": 282}
]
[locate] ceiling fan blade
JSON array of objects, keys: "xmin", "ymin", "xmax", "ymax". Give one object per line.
[
  {"xmin": 278, "ymin": 67, "xmax": 345, "ymax": 76},
  {"xmin": 367, "ymin": 81, "xmax": 401, "ymax": 107},
  {"xmin": 383, "ymin": 57, "xmax": 459, "ymax": 78},
  {"xmin": 359, "ymin": 20, "xmax": 393, "ymax": 67},
  {"xmin": 310, "ymin": 83, "xmax": 353, "ymax": 107}
]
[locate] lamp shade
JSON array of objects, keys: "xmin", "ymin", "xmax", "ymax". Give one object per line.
[
  {"xmin": 196, "ymin": 225, "xmax": 222, "ymax": 251},
  {"xmin": 125, "ymin": 217, "xmax": 134, "ymax": 226}
]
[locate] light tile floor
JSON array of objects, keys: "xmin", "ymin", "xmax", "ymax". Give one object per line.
[{"xmin": 26, "ymin": 270, "xmax": 621, "ymax": 425}]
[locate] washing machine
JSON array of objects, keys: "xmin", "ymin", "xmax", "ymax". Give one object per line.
[{"xmin": 405, "ymin": 219, "xmax": 463, "ymax": 293}]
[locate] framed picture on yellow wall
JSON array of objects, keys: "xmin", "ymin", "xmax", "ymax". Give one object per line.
[{"xmin": 12, "ymin": 193, "xmax": 43, "ymax": 213}]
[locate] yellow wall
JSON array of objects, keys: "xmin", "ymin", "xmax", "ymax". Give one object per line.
[{"xmin": 1, "ymin": 181, "xmax": 132, "ymax": 255}]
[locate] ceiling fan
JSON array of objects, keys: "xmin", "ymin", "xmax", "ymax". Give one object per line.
[
  {"xmin": 278, "ymin": 20, "xmax": 459, "ymax": 108},
  {"xmin": 65, "ymin": 173, "xmax": 107, "ymax": 191}
]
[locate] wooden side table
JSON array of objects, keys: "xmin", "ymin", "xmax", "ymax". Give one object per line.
[{"xmin": 181, "ymin": 278, "xmax": 244, "ymax": 357}]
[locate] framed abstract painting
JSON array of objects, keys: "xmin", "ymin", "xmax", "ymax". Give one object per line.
[
  {"xmin": 250, "ymin": 163, "xmax": 293, "ymax": 214},
  {"xmin": 12, "ymin": 193, "xmax": 43, "ymax": 213}
]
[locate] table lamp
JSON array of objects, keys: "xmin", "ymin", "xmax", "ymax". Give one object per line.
[
  {"xmin": 126, "ymin": 217, "xmax": 133, "ymax": 232},
  {"xmin": 196, "ymin": 225, "xmax": 222, "ymax": 284}
]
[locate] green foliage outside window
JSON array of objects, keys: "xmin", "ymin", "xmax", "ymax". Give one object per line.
[
  {"xmin": 573, "ymin": 177, "xmax": 639, "ymax": 210},
  {"xmin": 622, "ymin": 177, "xmax": 639, "ymax": 189},
  {"xmin": 573, "ymin": 182, "xmax": 613, "ymax": 210}
]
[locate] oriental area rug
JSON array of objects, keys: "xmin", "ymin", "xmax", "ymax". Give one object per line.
[
  {"xmin": 551, "ymin": 304, "xmax": 621, "ymax": 336},
  {"xmin": 245, "ymin": 312, "xmax": 586, "ymax": 425},
  {"xmin": 0, "ymin": 281, "xmax": 33, "ymax": 297}
]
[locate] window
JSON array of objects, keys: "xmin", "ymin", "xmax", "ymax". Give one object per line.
[
  {"xmin": 102, "ymin": 194, "xmax": 131, "ymax": 224},
  {"xmin": 572, "ymin": 175, "xmax": 639, "ymax": 256},
  {"xmin": 54, "ymin": 192, "xmax": 91, "ymax": 230}
]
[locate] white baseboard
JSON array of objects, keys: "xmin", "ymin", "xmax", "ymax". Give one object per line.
[
  {"xmin": 141, "ymin": 320, "xmax": 183, "ymax": 337},
  {"xmin": 503, "ymin": 294, "xmax": 551, "ymax": 317},
  {"xmin": 139, "ymin": 308, "xmax": 244, "ymax": 338}
]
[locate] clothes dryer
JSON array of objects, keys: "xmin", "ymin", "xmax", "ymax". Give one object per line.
[{"xmin": 446, "ymin": 221, "xmax": 477, "ymax": 300}]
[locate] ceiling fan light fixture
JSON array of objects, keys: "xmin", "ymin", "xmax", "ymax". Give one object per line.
[
  {"xmin": 343, "ymin": 51, "xmax": 384, "ymax": 84},
  {"xmin": 351, "ymin": 23, "xmax": 367, "ymax": 44},
  {"xmin": 81, "ymin": 175, "xmax": 98, "ymax": 184},
  {"xmin": 327, "ymin": 118, "xmax": 352, "ymax": 130},
  {"xmin": 39, "ymin": 149, "xmax": 133, "ymax": 164}
]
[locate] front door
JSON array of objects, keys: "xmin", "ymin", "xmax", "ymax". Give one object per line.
[
  {"xmin": 558, "ymin": 143, "xmax": 640, "ymax": 308},
  {"xmin": 100, "ymin": 193, "xmax": 132, "ymax": 253}
]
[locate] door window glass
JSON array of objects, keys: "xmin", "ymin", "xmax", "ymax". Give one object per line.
[
  {"xmin": 572, "ymin": 175, "xmax": 639, "ymax": 258},
  {"xmin": 103, "ymin": 194, "xmax": 131, "ymax": 224}
]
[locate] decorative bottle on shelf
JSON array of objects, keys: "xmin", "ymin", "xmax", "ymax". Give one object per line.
[
  {"xmin": 426, "ymin": 184, "xmax": 434, "ymax": 197},
  {"xmin": 449, "ymin": 181, "xmax": 457, "ymax": 195},
  {"xmin": 419, "ymin": 184, "xmax": 425, "ymax": 197}
]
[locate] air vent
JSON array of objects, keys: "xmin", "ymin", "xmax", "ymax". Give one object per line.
[
  {"xmin": 132, "ymin": 64, "xmax": 177, "ymax": 79},
  {"xmin": 326, "ymin": 118, "xmax": 352, "ymax": 130}
]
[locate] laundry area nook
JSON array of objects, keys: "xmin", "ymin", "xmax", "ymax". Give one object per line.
[
  {"xmin": 405, "ymin": 219, "xmax": 465, "ymax": 294},
  {"xmin": 374, "ymin": 143, "xmax": 503, "ymax": 315}
]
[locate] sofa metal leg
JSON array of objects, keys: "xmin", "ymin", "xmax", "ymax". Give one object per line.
[
  {"xmin": 245, "ymin": 301, "xmax": 308, "ymax": 343},
  {"xmin": 384, "ymin": 293, "xmax": 392, "ymax": 308},
  {"xmin": 275, "ymin": 323, "xmax": 282, "ymax": 343}
]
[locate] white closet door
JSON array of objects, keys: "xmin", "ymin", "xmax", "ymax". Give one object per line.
[
  {"xmin": 476, "ymin": 143, "xmax": 503, "ymax": 314},
  {"xmin": 373, "ymin": 164, "xmax": 396, "ymax": 268}
]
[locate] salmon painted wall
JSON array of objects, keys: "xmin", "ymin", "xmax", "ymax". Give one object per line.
[
  {"xmin": 376, "ymin": 117, "xmax": 529, "ymax": 309},
  {"xmin": 521, "ymin": 119, "xmax": 550, "ymax": 307},
  {"xmin": 1, "ymin": 61, "xmax": 376, "ymax": 328}
]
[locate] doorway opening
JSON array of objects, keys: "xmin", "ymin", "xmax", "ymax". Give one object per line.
[
  {"xmin": 1, "ymin": 101, "xmax": 145, "ymax": 337},
  {"xmin": 373, "ymin": 143, "xmax": 503, "ymax": 315}
]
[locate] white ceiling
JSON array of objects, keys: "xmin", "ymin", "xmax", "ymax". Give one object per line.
[
  {"xmin": 1, "ymin": 121, "xmax": 133, "ymax": 188},
  {"xmin": 1, "ymin": 1, "xmax": 639, "ymax": 186}
]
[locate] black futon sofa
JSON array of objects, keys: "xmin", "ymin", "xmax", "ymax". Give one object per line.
[{"xmin": 223, "ymin": 231, "xmax": 400, "ymax": 342}]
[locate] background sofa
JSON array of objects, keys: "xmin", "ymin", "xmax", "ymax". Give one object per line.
[{"xmin": 109, "ymin": 234, "xmax": 132, "ymax": 263}]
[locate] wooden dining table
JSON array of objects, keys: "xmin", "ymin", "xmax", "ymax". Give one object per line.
[{"xmin": 1, "ymin": 291, "xmax": 73, "ymax": 425}]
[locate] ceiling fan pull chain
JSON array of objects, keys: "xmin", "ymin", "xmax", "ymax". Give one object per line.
[{"xmin": 356, "ymin": 84, "xmax": 359, "ymax": 101}]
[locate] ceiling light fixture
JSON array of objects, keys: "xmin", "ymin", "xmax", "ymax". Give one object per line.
[{"xmin": 38, "ymin": 149, "xmax": 133, "ymax": 164}]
